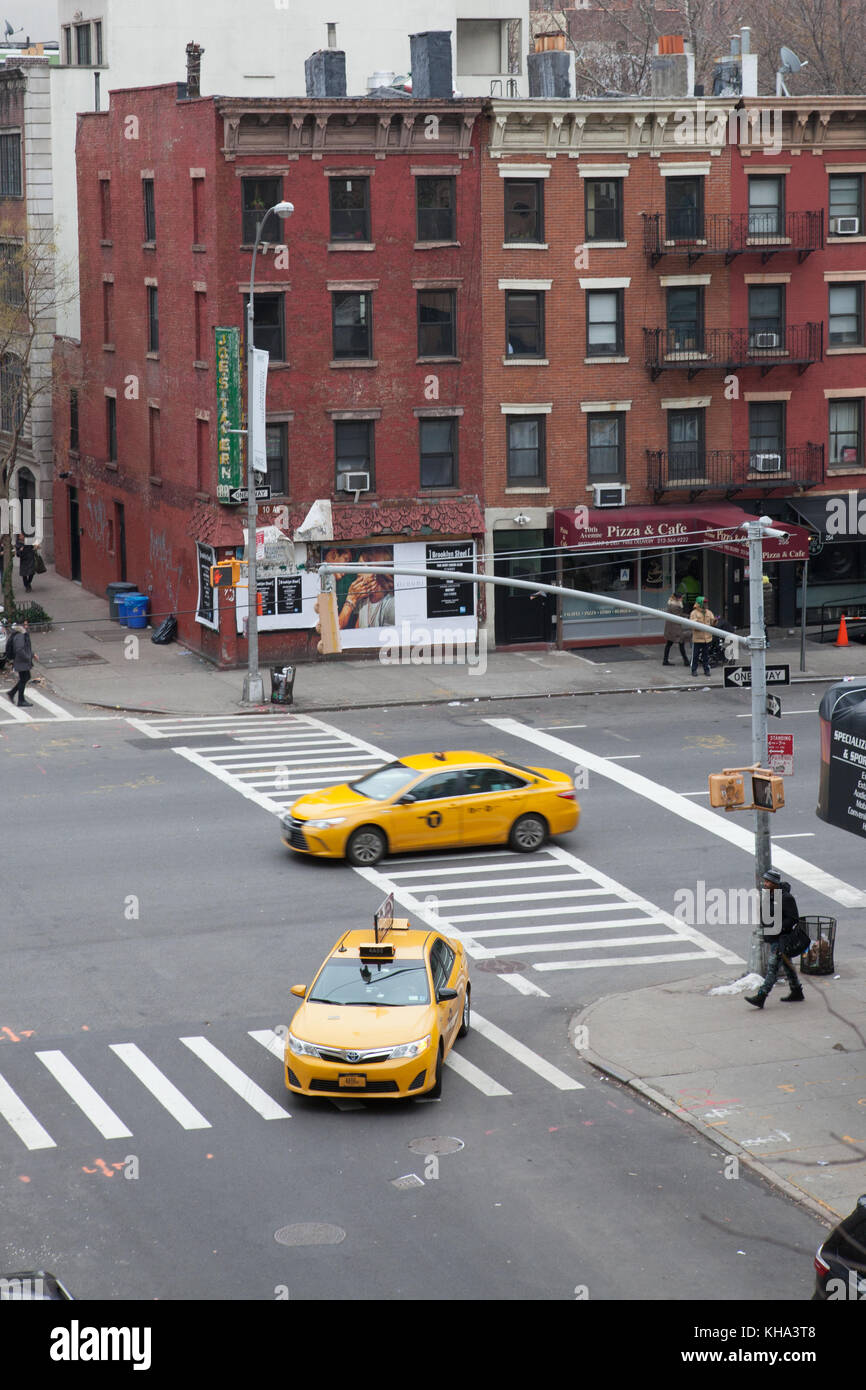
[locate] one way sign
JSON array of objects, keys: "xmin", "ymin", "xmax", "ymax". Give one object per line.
[{"xmin": 724, "ymin": 665, "xmax": 790, "ymax": 689}]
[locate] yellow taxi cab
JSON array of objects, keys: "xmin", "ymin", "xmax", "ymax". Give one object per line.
[
  {"xmin": 284, "ymin": 919, "xmax": 470, "ymax": 1100},
  {"xmin": 280, "ymin": 750, "xmax": 579, "ymax": 866}
]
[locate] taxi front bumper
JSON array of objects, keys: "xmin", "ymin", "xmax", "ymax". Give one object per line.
[
  {"xmin": 284, "ymin": 1045, "xmax": 437, "ymax": 1099},
  {"xmin": 281, "ymin": 815, "xmax": 346, "ymax": 858}
]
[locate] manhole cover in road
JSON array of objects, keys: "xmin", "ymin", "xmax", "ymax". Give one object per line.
[
  {"xmin": 477, "ymin": 958, "xmax": 527, "ymax": 974},
  {"xmin": 274, "ymin": 1223, "xmax": 346, "ymax": 1247},
  {"xmin": 407, "ymin": 1136, "xmax": 465, "ymax": 1156}
]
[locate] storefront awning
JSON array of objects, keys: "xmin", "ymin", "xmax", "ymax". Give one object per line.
[
  {"xmin": 553, "ymin": 502, "xmax": 810, "ymax": 562},
  {"xmin": 788, "ymin": 491, "xmax": 865, "ymax": 539}
]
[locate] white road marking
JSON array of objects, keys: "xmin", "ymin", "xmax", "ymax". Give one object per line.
[
  {"xmin": 772, "ymin": 833, "xmax": 816, "ymax": 839},
  {"xmin": 736, "ymin": 710, "xmax": 816, "ymax": 718},
  {"xmin": 175, "ymin": 747, "xmax": 283, "ymax": 814},
  {"xmin": 488, "ymin": 718, "xmax": 866, "ymax": 910},
  {"xmin": 445, "ymin": 1051, "xmax": 512, "ymax": 1097},
  {"xmin": 469, "ymin": 916, "xmax": 668, "ymax": 939},
  {"xmin": 383, "ymin": 859, "xmax": 570, "ymax": 880},
  {"xmin": 500, "ymin": 974, "xmax": 550, "ymax": 998},
  {"xmin": 471, "ymin": 1013, "xmax": 583, "ymax": 1091},
  {"xmin": 109, "ymin": 1044, "xmax": 211, "ymax": 1130},
  {"xmin": 0, "ymin": 1070, "xmax": 56, "ymax": 1150},
  {"xmin": 0, "ymin": 696, "xmax": 33, "ymax": 722},
  {"xmin": 538, "ymin": 724, "xmax": 588, "ymax": 730},
  {"xmin": 602, "ymin": 754, "xmax": 642, "ymax": 760},
  {"xmin": 23, "ymin": 687, "xmax": 76, "ymax": 720},
  {"xmin": 535, "ymin": 951, "xmax": 711, "ymax": 972},
  {"xmin": 180, "ymin": 1037, "xmax": 290, "ymax": 1119},
  {"xmin": 248, "ymin": 1029, "xmax": 287, "ymax": 1061},
  {"xmin": 35, "ymin": 1051, "xmax": 132, "ymax": 1139}
]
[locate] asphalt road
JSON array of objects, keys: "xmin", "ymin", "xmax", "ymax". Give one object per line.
[{"xmin": 0, "ymin": 687, "xmax": 853, "ymax": 1305}]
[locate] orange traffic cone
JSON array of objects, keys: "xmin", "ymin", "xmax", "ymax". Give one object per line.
[{"xmin": 834, "ymin": 614, "xmax": 849, "ymax": 647}]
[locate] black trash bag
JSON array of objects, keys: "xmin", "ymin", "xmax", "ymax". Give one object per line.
[{"xmin": 151, "ymin": 614, "xmax": 178, "ymax": 645}]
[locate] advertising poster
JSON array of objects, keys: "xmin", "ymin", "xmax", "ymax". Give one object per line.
[
  {"xmin": 425, "ymin": 542, "xmax": 475, "ymax": 620},
  {"xmin": 215, "ymin": 327, "xmax": 242, "ymax": 501}
]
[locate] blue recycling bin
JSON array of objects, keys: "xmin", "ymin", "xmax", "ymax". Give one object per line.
[
  {"xmin": 116, "ymin": 593, "xmax": 132, "ymax": 626},
  {"xmin": 125, "ymin": 594, "xmax": 150, "ymax": 630}
]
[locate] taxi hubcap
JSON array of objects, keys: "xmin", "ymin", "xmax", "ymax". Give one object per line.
[
  {"xmin": 515, "ymin": 819, "xmax": 544, "ymax": 849},
  {"xmin": 352, "ymin": 832, "xmax": 383, "ymax": 863}
]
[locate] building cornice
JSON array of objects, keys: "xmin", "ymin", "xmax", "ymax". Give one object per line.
[{"xmin": 217, "ymin": 97, "xmax": 482, "ymax": 161}]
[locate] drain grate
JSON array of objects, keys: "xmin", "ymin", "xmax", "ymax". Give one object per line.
[
  {"xmin": 407, "ymin": 1136, "xmax": 464, "ymax": 1156},
  {"xmin": 274, "ymin": 1222, "xmax": 346, "ymax": 1247}
]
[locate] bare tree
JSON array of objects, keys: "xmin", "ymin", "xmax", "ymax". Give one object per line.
[{"xmin": 749, "ymin": 0, "xmax": 866, "ymax": 95}]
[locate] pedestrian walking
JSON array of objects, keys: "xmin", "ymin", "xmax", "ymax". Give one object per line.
[
  {"xmin": 6, "ymin": 618, "xmax": 37, "ymax": 707},
  {"xmin": 689, "ymin": 595, "xmax": 715, "ymax": 677},
  {"xmin": 662, "ymin": 591, "xmax": 690, "ymax": 667},
  {"xmin": 15, "ymin": 534, "xmax": 37, "ymax": 592},
  {"xmin": 746, "ymin": 870, "xmax": 807, "ymax": 1008}
]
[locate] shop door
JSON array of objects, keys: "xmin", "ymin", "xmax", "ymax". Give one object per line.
[{"xmin": 494, "ymin": 534, "xmax": 554, "ymax": 645}]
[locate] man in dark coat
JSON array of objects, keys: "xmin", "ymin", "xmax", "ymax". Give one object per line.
[
  {"xmin": 6, "ymin": 619, "xmax": 37, "ymax": 707},
  {"xmin": 15, "ymin": 534, "xmax": 37, "ymax": 591},
  {"xmin": 662, "ymin": 591, "xmax": 690, "ymax": 666},
  {"xmin": 746, "ymin": 869, "xmax": 804, "ymax": 1008}
]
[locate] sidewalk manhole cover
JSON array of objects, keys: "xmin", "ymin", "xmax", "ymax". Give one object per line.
[
  {"xmin": 274, "ymin": 1223, "xmax": 346, "ymax": 1247},
  {"xmin": 407, "ymin": 1136, "xmax": 464, "ymax": 1156},
  {"xmin": 478, "ymin": 958, "xmax": 527, "ymax": 974},
  {"xmin": 38, "ymin": 651, "xmax": 108, "ymax": 668}
]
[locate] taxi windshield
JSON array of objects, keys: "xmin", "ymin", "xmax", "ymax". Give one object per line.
[
  {"xmin": 350, "ymin": 762, "xmax": 418, "ymax": 800},
  {"xmin": 309, "ymin": 958, "xmax": 431, "ymax": 1006}
]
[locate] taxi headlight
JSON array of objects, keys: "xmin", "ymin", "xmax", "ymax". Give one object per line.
[
  {"xmin": 305, "ymin": 817, "xmax": 347, "ymax": 829},
  {"xmin": 287, "ymin": 1032, "xmax": 319, "ymax": 1058},
  {"xmin": 388, "ymin": 1035, "xmax": 431, "ymax": 1060}
]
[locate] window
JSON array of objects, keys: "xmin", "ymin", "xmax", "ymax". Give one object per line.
[
  {"xmin": 247, "ymin": 292, "xmax": 285, "ymax": 359},
  {"xmin": 412, "ymin": 772, "xmax": 464, "ymax": 801},
  {"xmin": 0, "ymin": 241, "xmax": 23, "ymax": 305},
  {"xmin": 335, "ymin": 419, "xmax": 374, "ymax": 487},
  {"xmin": 141, "ymin": 179, "xmax": 156, "ymax": 242},
  {"xmin": 99, "ymin": 178, "xmax": 111, "ymax": 240},
  {"xmin": 329, "ymin": 177, "xmax": 370, "ymax": 242},
  {"xmin": 829, "ymin": 399, "xmax": 863, "ymax": 468},
  {"xmin": 749, "ymin": 402, "xmax": 785, "ymax": 462},
  {"xmin": 419, "ymin": 417, "xmax": 457, "ymax": 488},
  {"xmin": 192, "ymin": 177, "xmax": 204, "ymax": 244},
  {"xmin": 148, "ymin": 406, "xmax": 160, "ymax": 478},
  {"xmin": 666, "ymin": 176, "xmax": 704, "ymax": 239},
  {"xmin": 505, "ymin": 291, "xmax": 544, "ymax": 357},
  {"xmin": 418, "ymin": 290, "xmax": 456, "ymax": 358},
  {"xmin": 0, "ymin": 355, "xmax": 23, "ymax": 433},
  {"xmin": 829, "ymin": 173, "xmax": 863, "ymax": 229},
  {"xmin": 506, "ymin": 415, "xmax": 545, "ymax": 482},
  {"xmin": 62, "ymin": 19, "xmax": 103, "ymax": 66},
  {"xmin": 749, "ymin": 285, "xmax": 784, "ymax": 346},
  {"xmin": 0, "ymin": 134, "xmax": 22, "ymax": 198},
  {"xmin": 416, "ymin": 177, "xmax": 456, "ymax": 242},
  {"xmin": 265, "ymin": 421, "xmax": 288, "ymax": 496},
  {"xmin": 667, "ymin": 287, "xmax": 703, "ymax": 352},
  {"xmin": 585, "ymin": 179, "xmax": 623, "ymax": 241},
  {"xmin": 94, "ymin": 20, "xmax": 103, "ymax": 65},
  {"xmin": 64, "ymin": 26, "xmax": 72, "ymax": 64},
  {"xmin": 587, "ymin": 412, "xmax": 625, "ymax": 479},
  {"xmin": 194, "ymin": 290, "xmax": 206, "ymax": 362},
  {"xmin": 106, "ymin": 396, "xmax": 117, "ymax": 462},
  {"xmin": 69, "ymin": 389, "xmax": 79, "ymax": 452},
  {"xmin": 147, "ymin": 285, "xmax": 159, "ymax": 352},
  {"xmin": 102, "ymin": 281, "xmax": 113, "ymax": 344},
  {"xmin": 332, "ymin": 291, "xmax": 373, "ymax": 359},
  {"xmin": 504, "ymin": 180, "xmax": 543, "ymax": 243},
  {"xmin": 586, "ymin": 289, "xmax": 623, "ymax": 356},
  {"xmin": 429, "ymin": 938, "xmax": 456, "ymax": 994},
  {"xmin": 668, "ymin": 408, "xmax": 705, "ymax": 479},
  {"xmin": 241, "ymin": 176, "xmax": 281, "ymax": 245},
  {"xmin": 748, "ymin": 176, "xmax": 784, "ymax": 236},
  {"xmin": 829, "ymin": 283, "xmax": 864, "ymax": 347},
  {"xmin": 465, "ymin": 768, "xmax": 528, "ymax": 794},
  {"xmin": 196, "ymin": 417, "xmax": 208, "ymax": 493},
  {"xmin": 75, "ymin": 23, "xmax": 92, "ymax": 65}
]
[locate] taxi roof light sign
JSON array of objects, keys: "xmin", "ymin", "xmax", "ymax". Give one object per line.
[{"xmin": 359, "ymin": 942, "xmax": 397, "ymax": 961}]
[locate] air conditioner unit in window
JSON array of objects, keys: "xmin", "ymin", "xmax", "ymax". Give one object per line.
[
  {"xmin": 752, "ymin": 331, "xmax": 781, "ymax": 349},
  {"xmin": 751, "ymin": 453, "xmax": 783, "ymax": 473},
  {"xmin": 831, "ymin": 216, "xmax": 860, "ymax": 234},
  {"xmin": 338, "ymin": 471, "xmax": 370, "ymax": 493},
  {"xmin": 592, "ymin": 483, "xmax": 626, "ymax": 507}
]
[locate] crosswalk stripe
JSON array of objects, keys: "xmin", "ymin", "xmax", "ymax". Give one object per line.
[
  {"xmin": 23, "ymin": 687, "xmax": 76, "ymax": 720},
  {"xmin": 248, "ymin": 1029, "xmax": 287, "ymax": 1061},
  {"xmin": 35, "ymin": 1051, "xmax": 133, "ymax": 1139},
  {"xmin": 434, "ymin": 889, "xmax": 620, "ymax": 909},
  {"xmin": 469, "ymin": 916, "xmax": 667, "ymax": 939},
  {"xmin": 483, "ymin": 933, "xmax": 687, "ymax": 956},
  {"xmin": 109, "ymin": 1044, "xmax": 211, "ymax": 1130},
  {"xmin": 445, "ymin": 1051, "xmax": 512, "ymax": 1096},
  {"xmin": 471, "ymin": 1013, "xmax": 583, "ymax": 1091},
  {"xmin": 180, "ymin": 1036, "xmax": 290, "ymax": 1119},
  {"xmin": 384, "ymin": 858, "xmax": 565, "ymax": 879},
  {"xmin": 0, "ymin": 1069, "xmax": 56, "ymax": 1150},
  {"xmin": 534, "ymin": 951, "xmax": 710, "ymax": 972}
]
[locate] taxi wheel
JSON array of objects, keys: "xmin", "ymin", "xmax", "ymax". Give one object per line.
[
  {"xmin": 509, "ymin": 813, "xmax": 547, "ymax": 853},
  {"xmin": 426, "ymin": 1046, "xmax": 444, "ymax": 1100},
  {"xmin": 458, "ymin": 987, "xmax": 470, "ymax": 1038},
  {"xmin": 345, "ymin": 826, "xmax": 387, "ymax": 866}
]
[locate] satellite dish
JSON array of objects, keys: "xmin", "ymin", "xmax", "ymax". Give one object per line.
[
  {"xmin": 780, "ymin": 46, "xmax": 803, "ymax": 73},
  {"xmin": 3, "ymin": 21, "xmax": 13, "ymax": 38}
]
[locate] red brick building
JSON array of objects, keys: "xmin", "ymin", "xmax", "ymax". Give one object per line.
[{"xmin": 53, "ymin": 78, "xmax": 485, "ymax": 665}]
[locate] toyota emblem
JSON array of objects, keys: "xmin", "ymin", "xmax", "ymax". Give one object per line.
[{"xmin": 346, "ymin": 1051, "xmax": 360, "ymax": 1063}]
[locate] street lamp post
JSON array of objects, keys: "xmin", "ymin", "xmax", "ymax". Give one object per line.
[{"xmin": 242, "ymin": 200, "xmax": 293, "ymax": 706}]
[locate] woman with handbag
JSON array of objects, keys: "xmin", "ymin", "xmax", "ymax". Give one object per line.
[
  {"xmin": 14, "ymin": 534, "xmax": 39, "ymax": 592},
  {"xmin": 746, "ymin": 870, "xmax": 808, "ymax": 1008}
]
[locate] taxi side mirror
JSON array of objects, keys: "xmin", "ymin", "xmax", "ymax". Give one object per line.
[
  {"xmin": 397, "ymin": 793, "xmax": 417, "ymax": 804},
  {"xmin": 437, "ymin": 987, "xmax": 459, "ymax": 1002},
  {"xmin": 290, "ymin": 984, "xmax": 307, "ymax": 998}
]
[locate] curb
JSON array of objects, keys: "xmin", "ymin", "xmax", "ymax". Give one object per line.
[{"xmin": 571, "ymin": 995, "xmax": 838, "ymax": 1228}]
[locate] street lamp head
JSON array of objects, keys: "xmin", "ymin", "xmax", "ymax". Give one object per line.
[{"xmin": 273, "ymin": 201, "xmax": 294, "ymax": 219}]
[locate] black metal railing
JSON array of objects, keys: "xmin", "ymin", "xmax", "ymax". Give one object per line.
[
  {"xmin": 643, "ymin": 211, "xmax": 824, "ymax": 264},
  {"xmin": 644, "ymin": 323, "xmax": 823, "ymax": 378},
  {"xmin": 646, "ymin": 444, "xmax": 825, "ymax": 498}
]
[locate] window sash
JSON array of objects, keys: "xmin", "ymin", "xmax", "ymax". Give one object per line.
[
  {"xmin": 748, "ymin": 177, "xmax": 783, "ymax": 234},
  {"xmin": 668, "ymin": 409, "xmax": 705, "ymax": 478},
  {"xmin": 335, "ymin": 420, "xmax": 374, "ymax": 484},
  {"xmin": 667, "ymin": 287, "xmax": 703, "ymax": 349},
  {"xmin": 418, "ymin": 290, "xmax": 456, "ymax": 357},
  {"xmin": 332, "ymin": 292, "xmax": 372, "ymax": 359},
  {"xmin": 329, "ymin": 178, "xmax": 370, "ymax": 242},
  {"xmin": 829, "ymin": 284, "xmax": 864, "ymax": 345},
  {"xmin": 0, "ymin": 242, "xmax": 23, "ymax": 305},
  {"xmin": 587, "ymin": 413, "xmax": 624, "ymax": 478},
  {"xmin": 749, "ymin": 401, "xmax": 785, "ymax": 456},
  {"xmin": 241, "ymin": 177, "xmax": 282, "ymax": 244},
  {"xmin": 666, "ymin": 177, "xmax": 704, "ymax": 239},
  {"xmin": 585, "ymin": 180, "xmax": 622, "ymax": 241},
  {"xmin": 504, "ymin": 180, "xmax": 543, "ymax": 243},
  {"xmin": 586, "ymin": 290, "xmax": 622, "ymax": 355},
  {"xmin": 106, "ymin": 396, "xmax": 117, "ymax": 462},
  {"xmin": 507, "ymin": 416, "xmax": 544, "ymax": 481},
  {"xmin": 143, "ymin": 180, "xmax": 156, "ymax": 242},
  {"xmin": 147, "ymin": 286, "xmax": 159, "ymax": 352},
  {"xmin": 416, "ymin": 177, "xmax": 456, "ymax": 242},
  {"xmin": 75, "ymin": 23, "xmax": 92, "ymax": 65},
  {"xmin": 420, "ymin": 417, "xmax": 456, "ymax": 487},
  {"xmin": 0, "ymin": 135, "xmax": 22, "ymax": 197},
  {"xmin": 248, "ymin": 293, "xmax": 285, "ymax": 360},
  {"xmin": 748, "ymin": 285, "xmax": 784, "ymax": 338},
  {"xmin": 505, "ymin": 291, "xmax": 544, "ymax": 356},
  {"xmin": 829, "ymin": 399, "xmax": 863, "ymax": 466},
  {"xmin": 829, "ymin": 174, "xmax": 862, "ymax": 222},
  {"xmin": 265, "ymin": 422, "xmax": 288, "ymax": 496}
]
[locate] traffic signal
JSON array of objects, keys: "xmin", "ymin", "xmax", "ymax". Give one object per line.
[
  {"xmin": 314, "ymin": 589, "xmax": 341, "ymax": 654},
  {"xmin": 708, "ymin": 772, "xmax": 746, "ymax": 811},
  {"xmin": 210, "ymin": 559, "xmax": 241, "ymax": 587},
  {"xmin": 751, "ymin": 770, "xmax": 785, "ymax": 811}
]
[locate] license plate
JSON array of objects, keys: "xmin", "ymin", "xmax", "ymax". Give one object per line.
[{"xmin": 338, "ymin": 1074, "xmax": 366, "ymax": 1088}]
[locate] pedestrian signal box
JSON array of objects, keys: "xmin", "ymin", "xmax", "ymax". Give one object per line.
[
  {"xmin": 210, "ymin": 559, "xmax": 242, "ymax": 587},
  {"xmin": 751, "ymin": 769, "xmax": 785, "ymax": 812},
  {"xmin": 708, "ymin": 772, "xmax": 746, "ymax": 811},
  {"xmin": 314, "ymin": 590, "xmax": 341, "ymax": 654}
]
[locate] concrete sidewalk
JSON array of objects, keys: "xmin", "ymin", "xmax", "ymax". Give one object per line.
[
  {"xmin": 12, "ymin": 566, "xmax": 866, "ymax": 715},
  {"xmin": 575, "ymin": 962, "xmax": 866, "ymax": 1222}
]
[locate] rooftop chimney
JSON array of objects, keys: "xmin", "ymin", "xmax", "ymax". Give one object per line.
[
  {"xmin": 527, "ymin": 49, "xmax": 576, "ymax": 99},
  {"xmin": 651, "ymin": 36, "xmax": 694, "ymax": 99},
  {"xmin": 409, "ymin": 31, "xmax": 453, "ymax": 100},
  {"xmin": 185, "ymin": 42, "xmax": 204, "ymax": 99},
  {"xmin": 305, "ymin": 48, "xmax": 347, "ymax": 98}
]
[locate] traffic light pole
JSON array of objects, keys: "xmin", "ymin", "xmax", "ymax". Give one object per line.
[
  {"xmin": 242, "ymin": 224, "xmax": 264, "ymax": 706},
  {"xmin": 746, "ymin": 520, "xmax": 772, "ymax": 975}
]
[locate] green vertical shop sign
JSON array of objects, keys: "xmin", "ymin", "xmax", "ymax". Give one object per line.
[{"xmin": 215, "ymin": 326, "xmax": 242, "ymax": 500}]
